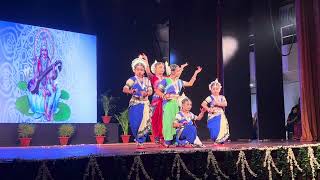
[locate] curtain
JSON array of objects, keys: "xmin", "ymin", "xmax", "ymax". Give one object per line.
[{"xmin": 296, "ymin": 0, "xmax": 320, "ymax": 141}]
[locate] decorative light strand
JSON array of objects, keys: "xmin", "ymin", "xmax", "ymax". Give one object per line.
[
  {"xmin": 128, "ymin": 156, "xmax": 153, "ymax": 180},
  {"xmin": 287, "ymin": 148, "xmax": 303, "ymax": 180},
  {"xmin": 263, "ymin": 149, "xmax": 282, "ymax": 180},
  {"xmin": 307, "ymin": 146, "xmax": 320, "ymax": 180},
  {"xmin": 204, "ymin": 151, "xmax": 229, "ymax": 179},
  {"xmin": 236, "ymin": 150, "xmax": 257, "ymax": 180},
  {"xmin": 83, "ymin": 156, "xmax": 105, "ymax": 180},
  {"xmin": 35, "ymin": 161, "xmax": 54, "ymax": 180},
  {"xmin": 171, "ymin": 154, "xmax": 201, "ymax": 180}
]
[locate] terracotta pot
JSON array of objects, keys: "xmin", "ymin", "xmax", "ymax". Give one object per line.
[
  {"xmin": 102, "ymin": 116, "xmax": 111, "ymax": 124},
  {"xmin": 95, "ymin": 136, "xmax": 105, "ymax": 144},
  {"xmin": 59, "ymin": 136, "xmax": 69, "ymax": 145},
  {"xmin": 121, "ymin": 135, "xmax": 131, "ymax": 143},
  {"xmin": 19, "ymin": 138, "xmax": 32, "ymax": 146},
  {"xmin": 149, "ymin": 134, "xmax": 155, "ymax": 143}
]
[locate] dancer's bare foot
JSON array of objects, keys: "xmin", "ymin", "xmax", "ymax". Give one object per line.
[
  {"xmin": 136, "ymin": 143, "xmax": 145, "ymax": 149},
  {"xmin": 184, "ymin": 144, "xmax": 193, "ymax": 148},
  {"xmin": 194, "ymin": 144, "xmax": 206, "ymax": 148},
  {"xmin": 160, "ymin": 142, "xmax": 170, "ymax": 148}
]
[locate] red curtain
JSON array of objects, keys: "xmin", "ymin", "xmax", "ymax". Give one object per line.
[{"xmin": 296, "ymin": 0, "xmax": 320, "ymax": 141}]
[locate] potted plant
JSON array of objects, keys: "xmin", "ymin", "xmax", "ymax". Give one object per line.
[
  {"xmin": 18, "ymin": 124, "xmax": 35, "ymax": 146},
  {"xmin": 101, "ymin": 92, "xmax": 117, "ymax": 124},
  {"xmin": 94, "ymin": 123, "xmax": 107, "ymax": 144},
  {"xmin": 115, "ymin": 109, "xmax": 130, "ymax": 143},
  {"xmin": 58, "ymin": 124, "xmax": 75, "ymax": 145}
]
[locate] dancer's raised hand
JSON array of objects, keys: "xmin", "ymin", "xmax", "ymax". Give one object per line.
[
  {"xmin": 195, "ymin": 66, "xmax": 202, "ymax": 74},
  {"xmin": 181, "ymin": 62, "xmax": 188, "ymax": 69}
]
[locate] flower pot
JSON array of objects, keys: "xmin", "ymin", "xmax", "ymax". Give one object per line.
[
  {"xmin": 149, "ymin": 134, "xmax": 155, "ymax": 143},
  {"xmin": 102, "ymin": 116, "xmax": 111, "ymax": 124},
  {"xmin": 121, "ymin": 135, "xmax": 131, "ymax": 143},
  {"xmin": 19, "ymin": 138, "xmax": 32, "ymax": 146},
  {"xmin": 59, "ymin": 136, "xmax": 70, "ymax": 145},
  {"xmin": 95, "ymin": 136, "xmax": 105, "ymax": 144}
]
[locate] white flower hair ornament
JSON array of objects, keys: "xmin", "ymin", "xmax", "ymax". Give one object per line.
[
  {"xmin": 150, "ymin": 60, "xmax": 158, "ymax": 74},
  {"xmin": 208, "ymin": 78, "xmax": 222, "ymax": 90},
  {"xmin": 131, "ymin": 57, "xmax": 147, "ymax": 72},
  {"xmin": 177, "ymin": 93, "xmax": 188, "ymax": 107},
  {"xmin": 165, "ymin": 61, "xmax": 171, "ymax": 76}
]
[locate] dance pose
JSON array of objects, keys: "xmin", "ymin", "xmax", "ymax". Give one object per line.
[
  {"xmin": 140, "ymin": 53, "xmax": 187, "ymax": 144},
  {"xmin": 173, "ymin": 97, "xmax": 206, "ymax": 147},
  {"xmin": 156, "ymin": 64, "xmax": 202, "ymax": 147},
  {"xmin": 201, "ymin": 79, "xmax": 229, "ymax": 144},
  {"xmin": 122, "ymin": 57, "xmax": 152, "ymax": 148}
]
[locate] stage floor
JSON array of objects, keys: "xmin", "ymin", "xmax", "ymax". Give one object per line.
[{"xmin": 0, "ymin": 140, "xmax": 319, "ymax": 161}]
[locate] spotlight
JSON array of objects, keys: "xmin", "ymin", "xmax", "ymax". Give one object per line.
[{"xmin": 222, "ymin": 36, "xmax": 239, "ymax": 65}]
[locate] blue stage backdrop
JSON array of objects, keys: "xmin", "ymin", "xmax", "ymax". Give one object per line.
[{"xmin": 0, "ymin": 20, "xmax": 97, "ymax": 123}]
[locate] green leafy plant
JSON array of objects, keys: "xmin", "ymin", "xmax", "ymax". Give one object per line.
[
  {"xmin": 101, "ymin": 92, "xmax": 117, "ymax": 116},
  {"xmin": 276, "ymin": 148, "xmax": 290, "ymax": 180},
  {"xmin": 115, "ymin": 109, "xmax": 129, "ymax": 135},
  {"xmin": 18, "ymin": 124, "xmax": 35, "ymax": 138},
  {"xmin": 94, "ymin": 123, "xmax": 107, "ymax": 136},
  {"xmin": 250, "ymin": 150, "xmax": 265, "ymax": 179},
  {"xmin": 297, "ymin": 147, "xmax": 311, "ymax": 178},
  {"xmin": 58, "ymin": 124, "xmax": 75, "ymax": 137}
]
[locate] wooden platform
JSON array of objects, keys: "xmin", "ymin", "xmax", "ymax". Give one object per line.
[{"xmin": 0, "ymin": 140, "xmax": 318, "ymax": 161}]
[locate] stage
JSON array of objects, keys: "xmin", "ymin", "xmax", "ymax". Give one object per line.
[
  {"xmin": 0, "ymin": 140, "xmax": 317, "ymax": 161},
  {"xmin": 1, "ymin": 141, "xmax": 320, "ymax": 179}
]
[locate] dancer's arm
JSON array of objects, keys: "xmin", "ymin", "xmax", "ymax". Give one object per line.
[
  {"xmin": 183, "ymin": 66, "xmax": 202, "ymax": 87},
  {"xmin": 177, "ymin": 62, "xmax": 188, "ymax": 74},
  {"xmin": 201, "ymin": 99, "xmax": 213, "ymax": 113},
  {"xmin": 155, "ymin": 79, "xmax": 170, "ymax": 100},
  {"xmin": 180, "ymin": 62, "xmax": 188, "ymax": 69},
  {"xmin": 155, "ymin": 88, "xmax": 170, "ymax": 100},
  {"xmin": 195, "ymin": 108, "xmax": 206, "ymax": 120},
  {"xmin": 173, "ymin": 121, "xmax": 183, "ymax": 128},
  {"xmin": 173, "ymin": 114, "xmax": 184, "ymax": 128},
  {"xmin": 214, "ymin": 96, "xmax": 228, "ymax": 107},
  {"xmin": 147, "ymin": 85, "xmax": 153, "ymax": 96},
  {"xmin": 122, "ymin": 78, "xmax": 135, "ymax": 94},
  {"xmin": 140, "ymin": 53, "xmax": 153, "ymax": 77},
  {"xmin": 123, "ymin": 87, "xmax": 135, "ymax": 95},
  {"xmin": 141, "ymin": 79, "xmax": 153, "ymax": 97}
]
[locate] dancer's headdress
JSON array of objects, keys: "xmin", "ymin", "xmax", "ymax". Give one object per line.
[
  {"xmin": 164, "ymin": 61, "xmax": 171, "ymax": 76},
  {"xmin": 177, "ymin": 93, "xmax": 188, "ymax": 107},
  {"xmin": 150, "ymin": 60, "xmax": 158, "ymax": 74},
  {"xmin": 208, "ymin": 78, "xmax": 222, "ymax": 90},
  {"xmin": 131, "ymin": 57, "xmax": 147, "ymax": 72}
]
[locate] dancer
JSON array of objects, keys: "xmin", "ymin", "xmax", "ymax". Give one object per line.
[
  {"xmin": 156, "ymin": 64, "xmax": 202, "ymax": 147},
  {"xmin": 140, "ymin": 53, "xmax": 188, "ymax": 144},
  {"xmin": 201, "ymin": 79, "xmax": 229, "ymax": 144},
  {"xmin": 122, "ymin": 57, "xmax": 152, "ymax": 148},
  {"xmin": 173, "ymin": 97, "xmax": 206, "ymax": 147}
]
